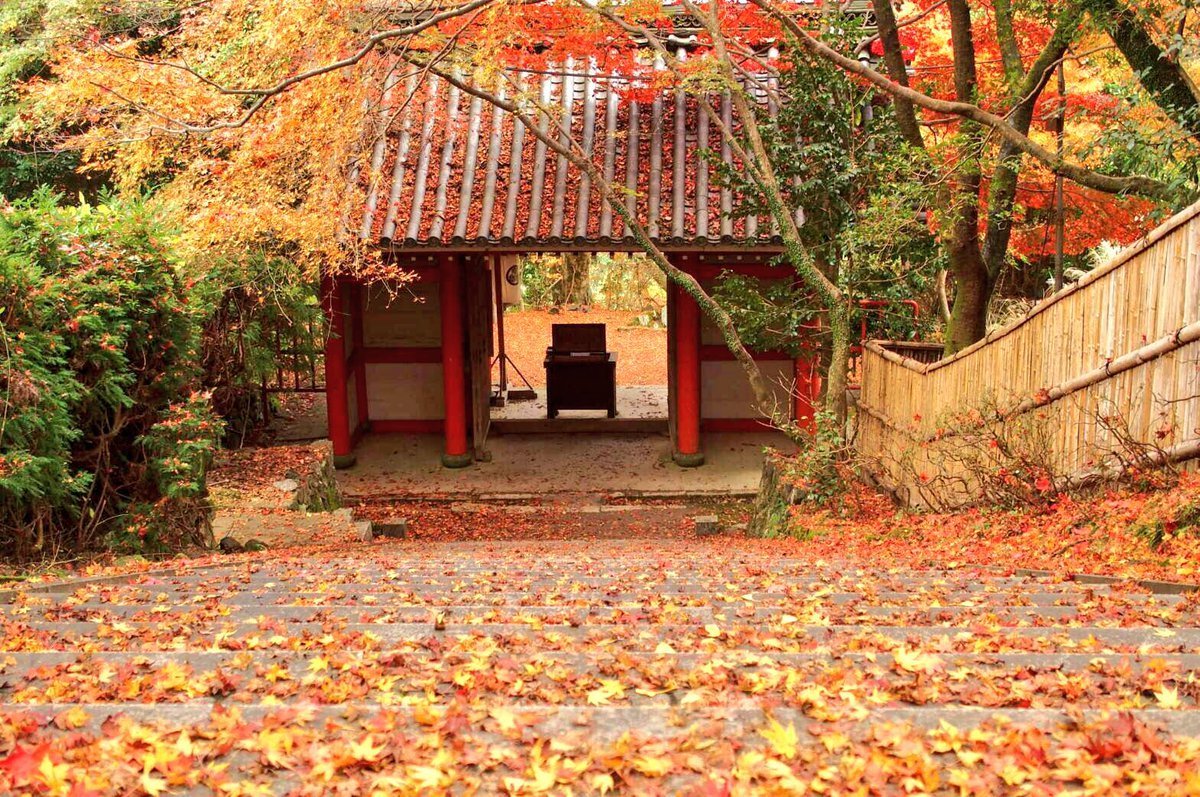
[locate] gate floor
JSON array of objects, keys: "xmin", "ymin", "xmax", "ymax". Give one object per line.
[{"xmin": 337, "ymin": 431, "xmax": 790, "ymax": 500}]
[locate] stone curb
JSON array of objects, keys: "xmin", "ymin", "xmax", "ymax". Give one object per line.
[
  {"xmin": 0, "ymin": 559, "xmax": 238, "ymax": 603},
  {"xmin": 1008, "ymin": 567, "xmax": 1200, "ymax": 595},
  {"xmin": 344, "ymin": 489, "xmax": 758, "ymax": 505}
]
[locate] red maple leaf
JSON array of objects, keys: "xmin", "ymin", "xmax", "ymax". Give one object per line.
[{"xmin": 0, "ymin": 741, "xmax": 53, "ymax": 783}]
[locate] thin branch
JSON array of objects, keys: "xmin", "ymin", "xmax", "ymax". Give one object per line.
[
  {"xmin": 95, "ymin": 0, "xmax": 517, "ymax": 135},
  {"xmin": 407, "ymin": 57, "xmax": 789, "ymax": 428},
  {"xmin": 749, "ymin": 0, "xmax": 1187, "ymax": 204}
]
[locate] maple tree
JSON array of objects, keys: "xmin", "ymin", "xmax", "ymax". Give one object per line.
[{"xmin": 755, "ymin": 0, "xmax": 1198, "ymax": 351}]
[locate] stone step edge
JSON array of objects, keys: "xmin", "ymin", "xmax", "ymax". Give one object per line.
[
  {"xmin": 5, "ymin": 702, "xmax": 1199, "ymax": 737},
  {"xmin": 6, "ymin": 650, "xmax": 1200, "ymax": 670},
  {"xmin": 6, "ymin": 558, "xmax": 1197, "ymax": 606},
  {"xmin": 343, "ymin": 489, "xmax": 758, "ymax": 505},
  {"xmin": 1008, "ymin": 567, "xmax": 1200, "ymax": 595}
]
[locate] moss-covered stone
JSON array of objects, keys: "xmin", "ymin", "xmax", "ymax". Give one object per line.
[{"xmin": 290, "ymin": 442, "xmax": 342, "ymax": 513}]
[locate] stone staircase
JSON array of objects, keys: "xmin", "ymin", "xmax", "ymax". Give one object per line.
[{"xmin": 2, "ymin": 537, "xmax": 1199, "ymax": 793}]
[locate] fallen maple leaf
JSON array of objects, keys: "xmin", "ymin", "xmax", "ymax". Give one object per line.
[{"xmin": 758, "ymin": 716, "xmax": 799, "ymax": 760}]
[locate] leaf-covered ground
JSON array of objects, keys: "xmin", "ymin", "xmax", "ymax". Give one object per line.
[
  {"xmin": 496, "ymin": 309, "xmax": 667, "ymax": 387},
  {"xmin": 2, "ymin": 492, "xmax": 1200, "ymax": 795},
  {"xmin": 780, "ymin": 473, "xmax": 1200, "ymax": 584}
]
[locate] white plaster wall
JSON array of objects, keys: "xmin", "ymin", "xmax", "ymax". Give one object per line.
[
  {"xmin": 366, "ymin": 363, "xmax": 445, "ymax": 419},
  {"xmin": 701, "ymin": 360, "xmax": 793, "ymax": 418},
  {"xmin": 700, "ymin": 316, "xmax": 724, "ymax": 347},
  {"xmin": 363, "ymin": 283, "xmax": 441, "ymax": 347}
]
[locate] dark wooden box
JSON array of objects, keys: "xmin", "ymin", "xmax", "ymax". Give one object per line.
[{"xmin": 543, "ymin": 324, "xmax": 617, "ymax": 418}]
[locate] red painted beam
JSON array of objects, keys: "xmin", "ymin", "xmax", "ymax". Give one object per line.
[
  {"xmin": 439, "ymin": 254, "xmax": 472, "ymax": 468},
  {"xmin": 671, "ymin": 256, "xmax": 704, "ymax": 467},
  {"xmin": 793, "ymin": 355, "xmax": 819, "ymax": 433},
  {"xmin": 321, "ymin": 275, "xmax": 355, "ymax": 469},
  {"xmin": 360, "ymin": 346, "xmax": 443, "ymax": 364}
]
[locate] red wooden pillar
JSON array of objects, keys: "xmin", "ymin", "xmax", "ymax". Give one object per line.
[
  {"xmin": 671, "ymin": 255, "xmax": 704, "ymax": 467},
  {"xmin": 793, "ymin": 355, "xmax": 818, "ymax": 433},
  {"xmin": 439, "ymin": 254, "xmax": 472, "ymax": 468},
  {"xmin": 350, "ymin": 282, "xmax": 370, "ymax": 438},
  {"xmin": 322, "ymin": 275, "xmax": 356, "ymax": 469}
]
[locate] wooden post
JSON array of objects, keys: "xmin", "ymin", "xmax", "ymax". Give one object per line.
[
  {"xmin": 351, "ymin": 282, "xmax": 369, "ymax": 437},
  {"xmin": 493, "ymin": 254, "xmax": 508, "ymax": 400},
  {"xmin": 440, "ymin": 254, "xmax": 472, "ymax": 468},
  {"xmin": 671, "ymin": 254, "xmax": 704, "ymax": 467},
  {"xmin": 322, "ymin": 275, "xmax": 355, "ymax": 469}
]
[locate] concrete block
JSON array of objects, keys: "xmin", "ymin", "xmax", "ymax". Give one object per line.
[
  {"xmin": 355, "ymin": 521, "xmax": 375, "ymax": 543},
  {"xmin": 694, "ymin": 515, "xmax": 721, "ymax": 536},
  {"xmin": 377, "ymin": 519, "xmax": 408, "ymax": 539}
]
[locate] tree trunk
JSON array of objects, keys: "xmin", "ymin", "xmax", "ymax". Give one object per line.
[
  {"xmin": 944, "ymin": 251, "xmax": 992, "ymax": 355},
  {"xmin": 825, "ymin": 305, "xmax": 852, "ymax": 428},
  {"xmin": 553, "ymin": 253, "xmax": 591, "ymax": 306},
  {"xmin": 869, "ymin": 0, "xmax": 924, "ymax": 148},
  {"xmin": 1092, "ymin": 0, "xmax": 1200, "ymax": 142}
]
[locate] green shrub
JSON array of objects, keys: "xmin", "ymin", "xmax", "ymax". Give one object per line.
[
  {"xmin": 193, "ymin": 249, "xmax": 324, "ymax": 442},
  {"xmin": 0, "ymin": 191, "xmax": 221, "ymax": 559}
]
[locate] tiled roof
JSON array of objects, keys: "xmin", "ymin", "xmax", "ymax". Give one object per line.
[{"xmin": 354, "ymin": 52, "xmax": 801, "ymax": 251}]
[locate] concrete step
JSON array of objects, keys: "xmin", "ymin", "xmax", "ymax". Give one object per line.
[
  {"xmin": 6, "ymin": 649, "xmax": 1199, "ymax": 677},
  {"xmin": 491, "ymin": 417, "xmax": 669, "ymax": 434},
  {"xmin": 14, "ymin": 602, "xmax": 1191, "ymax": 626},
  {"xmin": 27, "ymin": 588, "xmax": 1179, "ymax": 607},
  {"xmin": 9, "ymin": 620, "xmax": 1200, "ymax": 650},
  {"xmin": 7, "ymin": 701, "xmax": 1200, "ymax": 738}
]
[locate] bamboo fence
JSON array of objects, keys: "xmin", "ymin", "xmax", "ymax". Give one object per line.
[{"xmin": 856, "ymin": 201, "xmax": 1200, "ymax": 508}]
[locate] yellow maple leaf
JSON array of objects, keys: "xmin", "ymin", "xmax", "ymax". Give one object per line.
[
  {"xmin": 586, "ymin": 679, "xmax": 626, "ymax": 706},
  {"xmin": 37, "ymin": 755, "xmax": 72, "ymax": 792},
  {"xmin": 704, "ymin": 623, "xmax": 722, "ymax": 638},
  {"xmin": 141, "ymin": 771, "xmax": 170, "ymax": 797},
  {"xmin": 53, "ymin": 706, "xmax": 89, "ymax": 730},
  {"xmin": 632, "ymin": 754, "xmax": 673, "ymax": 777},
  {"xmin": 489, "ymin": 706, "xmax": 519, "ymax": 733},
  {"xmin": 892, "ymin": 645, "xmax": 943, "ymax": 675},
  {"xmin": 591, "ymin": 773, "xmax": 615, "ymax": 794},
  {"xmin": 1155, "ymin": 685, "xmax": 1183, "ymax": 709},
  {"xmin": 759, "ymin": 716, "xmax": 799, "ymax": 760},
  {"xmin": 349, "ymin": 735, "xmax": 386, "ymax": 763}
]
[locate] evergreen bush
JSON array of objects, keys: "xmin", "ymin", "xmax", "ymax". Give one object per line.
[{"xmin": 0, "ymin": 191, "xmax": 222, "ymax": 559}]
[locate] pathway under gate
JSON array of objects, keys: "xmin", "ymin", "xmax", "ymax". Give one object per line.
[{"xmin": 336, "ymin": 430, "xmax": 789, "ymax": 501}]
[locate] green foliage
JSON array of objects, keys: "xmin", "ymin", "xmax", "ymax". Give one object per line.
[
  {"xmin": 0, "ymin": 190, "xmax": 219, "ymax": 558},
  {"xmin": 518, "ymin": 253, "xmax": 667, "ymax": 316},
  {"xmin": 783, "ymin": 411, "xmax": 850, "ymax": 508},
  {"xmin": 709, "ymin": 274, "xmax": 816, "ymax": 356},
  {"xmin": 705, "ymin": 14, "xmax": 942, "ymax": 359},
  {"xmin": 190, "ymin": 247, "xmax": 324, "ymax": 442},
  {"xmin": 1134, "ymin": 499, "xmax": 1200, "ymax": 552}
]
